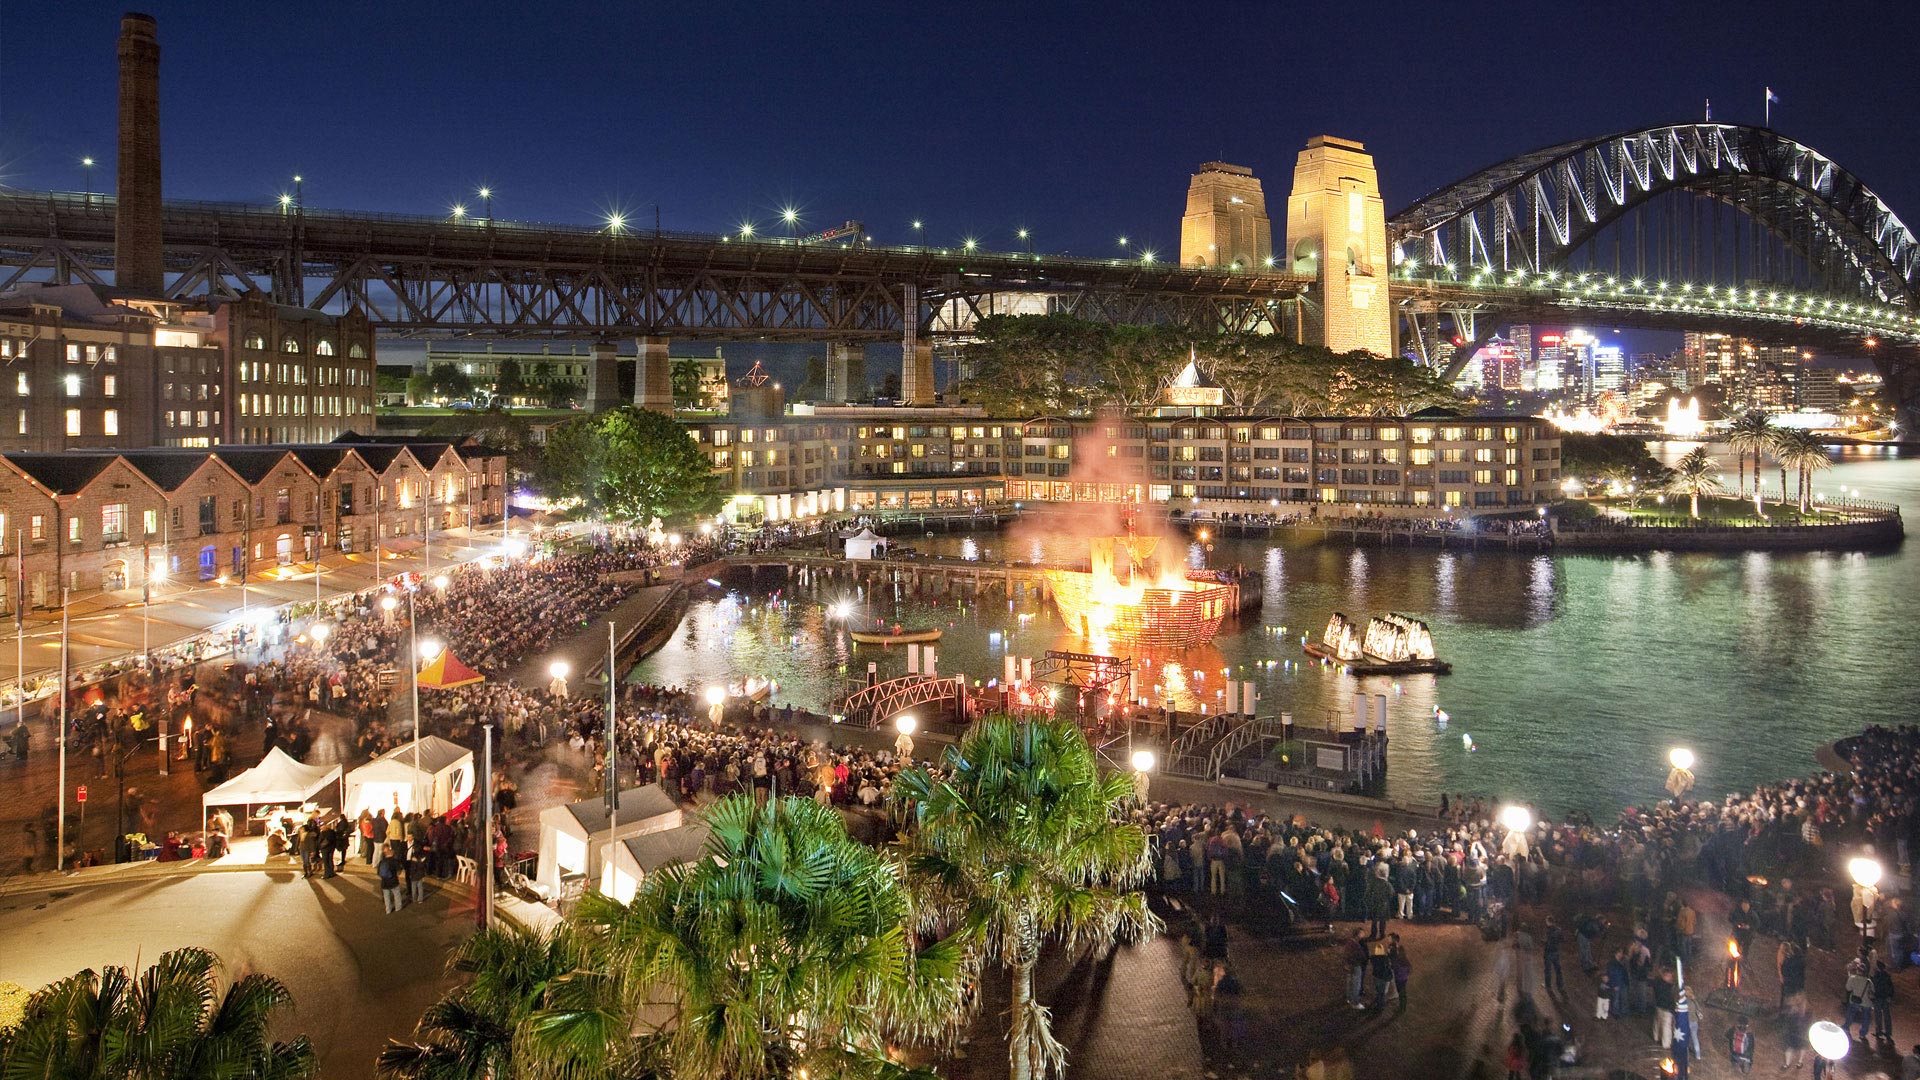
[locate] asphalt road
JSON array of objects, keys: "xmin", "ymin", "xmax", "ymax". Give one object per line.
[{"xmin": 0, "ymin": 866, "xmax": 472, "ymax": 1077}]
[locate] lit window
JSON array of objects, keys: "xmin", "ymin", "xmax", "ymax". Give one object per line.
[
  {"xmin": 68, "ymin": 516, "xmax": 82, "ymax": 542},
  {"xmin": 14, "ymin": 373, "xmax": 26, "ymax": 396},
  {"xmin": 65, "ymin": 408, "xmax": 81, "ymax": 436},
  {"xmin": 245, "ymin": 333, "xmax": 265, "ymax": 350},
  {"xmin": 30, "ymin": 515, "xmax": 45, "ymax": 540},
  {"xmin": 65, "ymin": 374, "xmax": 81, "ymax": 397},
  {"xmin": 65, "ymin": 343, "xmax": 80, "ymax": 362},
  {"xmin": 103, "ymin": 409, "xmax": 119, "ymax": 436},
  {"xmin": 315, "ymin": 340, "xmax": 335, "ymax": 356},
  {"xmin": 282, "ymin": 337, "xmax": 300, "ymax": 353},
  {"xmin": 103, "ymin": 375, "xmax": 117, "ymax": 397}
]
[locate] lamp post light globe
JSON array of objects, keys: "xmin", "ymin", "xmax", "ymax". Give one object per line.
[
  {"xmin": 705, "ymin": 685, "xmax": 726, "ymax": 726},
  {"xmin": 1130, "ymin": 748, "xmax": 1156, "ymax": 801},
  {"xmin": 432, "ymin": 574, "xmax": 451, "ymax": 591},
  {"xmin": 310, "ymin": 623, "xmax": 332, "ymax": 645},
  {"xmin": 1668, "ymin": 747, "xmax": 1694, "ymax": 771},
  {"xmin": 419, "ymin": 639, "xmax": 443, "ymax": 662},
  {"xmin": 1499, "ymin": 804, "xmax": 1533, "ymax": 857},
  {"xmin": 705, "ymin": 686, "xmax": 726, "ymax": 707},
  {"xmin": 1808, "ymin": 1019, "xmax": 1849, "ymax": 1062},
  {"xmin": 894, "ymin": 715, "xmax": 918, "ymax": 736},
  {"xmin": 548, "ymin": 661, "xmax": 570, "ymax": 681},
  {"xmin": 1666, "ymin": 747, "xmax": 1697, "ymax": 801},
  {"xmin": 1849, "ymin": 856, "xmax": 1883, "ymax": 889},
  {"xmin": 1131, "ymin": 749, "xmax": 1157, "ymax": 773}
]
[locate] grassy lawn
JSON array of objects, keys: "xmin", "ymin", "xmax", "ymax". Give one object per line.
[{"xmin": 1585, "ymin": 494, "xmax": 1846, "ymax": 526}]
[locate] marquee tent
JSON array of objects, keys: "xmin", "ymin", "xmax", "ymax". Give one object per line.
[
  {"xmin": 843, "ymin": 528, "xmax": 888, "ymax": 561},
  {"xmin": 536, "ymin": 783, "xmax": 681, "ymax": 893},
  {"xmin": 201, "ymin": 747, "xmax": 342, "ymax": 834},
  {"xmin": 343, "ymin": 735, "xmax": 476, "ymax": 818}
]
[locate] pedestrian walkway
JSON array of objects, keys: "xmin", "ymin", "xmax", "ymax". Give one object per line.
[{"xmin": 507, "ymin": 584, "xmax": 681, "ymax": 688}]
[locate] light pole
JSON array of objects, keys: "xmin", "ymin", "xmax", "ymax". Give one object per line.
[
  {"xmin": 548, "ymin": 660, "xmax": 571, "ymax": 699},
  {"xmin": 894, "ymin": 714, "xmax": 917, "ymax": 761},
  {"xmin": 1849, "ymin": 856, "xmax": 1883, "ymax": 942},
  {"xmin": 143, "ymin": 558, "xmax": 166, "ymax": 667},
  {"xmin": 705, "ymin": 685, "xmax": 725, "ymax": 727},
  {"xmin": 1499, "ymin": 804, "xmax": 1533, "ymax": 858},
  {"xmin": 80, "ymin": 157, "xmax": 95, "ymax": 202},
  {"xmin": 478, "ymin": 186, "xmax": 493, "ymax": 223},
  {"xmin": 1018, "ymin": 228, "xmax": 1032, "ymax": 255},
  {"xmin": 1666, "ymin": 747, "xmax": 1696, "ymax": 802},
  {"xmin": 292, "ymin": 174, "xmax": 303, "ymax": 210},
  {"xmin": 1808, "ymin": 1019, "xmax": 1848, "ymax": 1079},
  {"xmin": 1131, "ymin": 748, "xmax": 1156, "ymax": 802},
  {"xmin": 910, "ymin": 220, "xmax": 924, "ymax": 247},
  {"xmin": 782, "ymin": 206, "xmax": 799, "ymax": 241},
  {"xmin": 412, "ymin": 622, "xmax": 441, "ymax": 813}
]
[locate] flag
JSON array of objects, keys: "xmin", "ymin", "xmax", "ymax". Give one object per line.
[{"xmin": 1766, "ymin": 87, "xmax": 1780, "ymax": 104}]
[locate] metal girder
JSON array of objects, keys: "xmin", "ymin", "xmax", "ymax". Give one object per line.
[
  {"xmin": 0, "ymin": 190, "xmax": 1313, "ymax": 341},
  {"xmin": 1388, "ymin": 123, "xmax": 1920, "ymax": 305}
]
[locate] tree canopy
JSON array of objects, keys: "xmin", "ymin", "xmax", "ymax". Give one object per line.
[
  {"xmin": 535, "ymin": 407, "xmax": 725, "ymax": 522},
  {"xmin": 950, "ymin": 314, "xmax": 1456, "ymax": 417}
]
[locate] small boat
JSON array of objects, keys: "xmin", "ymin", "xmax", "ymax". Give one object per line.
[
  {"xmin": 1304, "ymin": 612, "xmax": 1451, "ymax": 676},
  {"xmin": 849, "ymin": 626, "xmax": 943, "ymax": 645}
]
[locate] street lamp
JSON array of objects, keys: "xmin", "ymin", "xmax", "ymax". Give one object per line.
[
  {"xmin": 1131, "ymin": 748, "xmax": 1156, "ymax": 801},
  {"xmin": 432, "ymin": 573, "xmax": 450, "ymax": 592},
  {"xmin": 1017, "ymin": 228, "xmax": 1032, "ymax": 254},
  {"xmin": 1117, "ymin": 236, "xmax": 1128, "ymax": 249},
  {"xmin": 963, "ymin": 237, "xmax": 978, "ymax": 253},
  {"xmin": 478, "ymin": 186, "xmax": 493, "ymax": 221},
  {"xmin": 1666, "ymin": 747, "xmax": 1696, "ymax": 801},
  {"xmin": 310, "ymin": 622, "xmax": 332, "ymax": 647},
  {"xmin": 380, "ymin": 594, "xmax": 398, "ymax": 623},
  {"xmin": 548, "ymin": 660, "xmax": 571, "ymax": 699},
  {"xmin": 1808, "ymin": 1019, "xmax": 1848, "ymax": 1078},
  {"xmin": 605, "ymin": 211, "xmax": 627, "ymax": 235},
  {"xmin": 1849, "ymin": 856, "xmax": 1883, "ymax": 939},
  {"xmin": 706, "ymin": 685, "xmax": 726, "ymax": 726},
  {"xmin": 1499, "ymin": 804, "xmax": 1533, "ymax": 857},
  {"xmin": 894, "ymin": 714, "xmax": 917, "ymax": 760},
  {"xmin": 781, "ymin": 206, "xmax": 800, "ymax": 239},
  {"xmin": 143, "ymin": 560, "xmax": 167, "ymax": 666},
  {"xmin": 81, "ymin": 156, "xmax": 96, "ymax": 201},
  {"xmin": 451, "ymin": 204, "xmax": 468, "ymax": 222},
  {"xmin": 292, "ymin": 175, "xmax": 303, "ymax": 209}
]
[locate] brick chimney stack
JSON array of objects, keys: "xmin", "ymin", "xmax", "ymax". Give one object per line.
[{"xmin": 115, "ymin": 12, "xmax": 164, "ymax": 295}]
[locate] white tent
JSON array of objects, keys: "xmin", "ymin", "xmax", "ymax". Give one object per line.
[
  {"xmin": 536, "ymin": 784, "xmax": 682, "ymax": 893},
  {"xmin": 599, "ymin": 818, "xmax": 713, "ymax": 903},
  {"xmin": 201, "ymin": 747, "xmax": 343, "ymax": 834},
  {"xmin": 343, "ymin": 735, "xmax": 476, "ymax": 819},
  {"xmin": 843, "ymin": 528, "xmax": 887, "ymax": 561}
]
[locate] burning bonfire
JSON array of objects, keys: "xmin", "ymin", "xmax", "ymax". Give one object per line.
[{"xmin": 1046, "ymin": 533, "xmax": 1236, "ymax": 650}]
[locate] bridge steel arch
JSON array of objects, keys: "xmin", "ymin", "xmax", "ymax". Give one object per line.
[{"xmin": 1390, "ymin": 123, "xmax": 1919, "ymax": 305}]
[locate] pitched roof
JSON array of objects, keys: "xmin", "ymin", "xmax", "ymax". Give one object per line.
[
  {"xmin": 2, "ymin": 453, "xmax": 122, "ymax": 495},
  {"xmin": 347, "ymin": 444, "xmax": 409, "ymax": 471},
  {"xmin": 117, "ymin": 451, "xmax": 227, "ymax": 491},
  {"xmin": 564, "ymin": 784, "xmax": 679, "ymax": 836},
  {"xmin": 619, "ymin": 819, "xmax": 713, "ymax": 874},
  {"xmin": 287, "ymin": 446, "xmax": 349, "ymax": 475},
  {"xmin": 212, "ymin": 448, "xmax": 306, "ymax": 484}
]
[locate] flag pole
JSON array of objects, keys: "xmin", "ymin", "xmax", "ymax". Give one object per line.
[
  {"xmin": 1764, "ymin": 87, "xmax": 1772, "ymax": 128},
  {"xmin": 606, "ymin": 620, "xmax": 618, "ymax": 833},
  {"xmin": 57, "ymin": 587, "xmax": 69, "ymax": 871}
]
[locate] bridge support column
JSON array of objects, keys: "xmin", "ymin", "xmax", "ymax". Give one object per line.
[
  {"xmin": 1284, "ymin": 136, "xmax": 1393, "ymax": 356},
  {"xmin": 634, "ymin": 335, "xmax": 673, "ymax": 414},
  {"xmin": 901, "ymin": 342, "xmax": 935, "ymax": 405},
  {"xmin": 587, "ymin": 340, "xmax": 621, "ymax": 413},
  {"xmin": 825, "ymin": 342, "xmax": 862, "ymax": 403}
]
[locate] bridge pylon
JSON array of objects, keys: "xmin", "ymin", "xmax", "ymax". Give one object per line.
[
  {"xmin": 634, "ymin": 335, "xmax": 673, "ymax": 414},
  {"xmin": 1284, "ymin": 136, "xmax": 1393, "ymax": 356}
]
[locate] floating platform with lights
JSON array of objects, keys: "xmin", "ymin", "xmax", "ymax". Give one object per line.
[
  {"xmin": 849, "ymin": 626, "xmax": 943, "ymax": 645},
  {"xmin": 1304, "ymin": 612, "xmax": 1452, "ymax": 675}
]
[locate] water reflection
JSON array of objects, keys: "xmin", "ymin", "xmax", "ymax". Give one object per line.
[{"xmin": 630, "ymin": 446, "xmax": 1918, "ymax": 817}]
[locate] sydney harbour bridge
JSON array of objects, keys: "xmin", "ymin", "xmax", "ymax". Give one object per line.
[{"xmin": 0, "ymin": 121, "xmax": 1914, "ymax": 426}]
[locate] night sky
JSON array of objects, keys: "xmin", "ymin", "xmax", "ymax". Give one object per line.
[{"xmin": 2, "ymin": 0, "xmax": 1916, "ymax": 366}]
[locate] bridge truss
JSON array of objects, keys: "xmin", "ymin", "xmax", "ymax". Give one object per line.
[
  {"xmin": 0, "ymin": 191, "xmax": 1308, "ymax": 342},
  {"xmin": 838, "ymin": 674, "xmax": 965, "ymax": 730}
]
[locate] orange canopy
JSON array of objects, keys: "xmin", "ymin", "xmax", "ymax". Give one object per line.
[{"xmin": 416, "ymin": 650, "xmax": 486, "ymax": 689}]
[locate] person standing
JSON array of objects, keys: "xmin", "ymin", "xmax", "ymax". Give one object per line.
[
  {"xmin": 1343, "ymin": 928, "xmax": 1368, "ymax": 1010},
  {"xmin": 368, "ymin": 810, "xmax": 386, "ymax": 865},
  {"xmin": 1652, "ymin": 969, "xmax": 1677, "ymax": 1049},
  {"xmin": 1778, "ymin": 941, "xmax": 1807, "ymax": 1011},
  {"xmin": 1844, "ymin": 959, "xmax": 1874, "ymax": 1042},
  {"xmin": 1780, "ymin": 1000, "xmax": 1808, "ymax": 1072},
  {"xmin": 1365, "ymin": 861, "xmax": 1393, "ymax": 941},
  {"xmin": 1874, "ymin": 958, "xmax": 1897, "ymax": 1042},
  {"xmin": 1724, "ymin": 1015, "xmax": 1756, "ymax": 1074},
  {"xmin": 1541, "ymin": 917, "xmax": 1566, "ymax": 996},
  {"xmin": 1605, "ymin": 948, "xmax": 1629, "ymax": 1020},
  {"xmin": 1369, "ymin": 939, "xmax": 1394, "ymax": 1011},
  {"xmin": 1389, "ymin": 933, "xmax": 1411, "ymax": 1013},
  {"xmin": 385, "ymin": 806, "xmax": 408, "ymax": 862},
  {"xmin": 377, "ymin": 841, "xmax": 403, "ymax": 914}
]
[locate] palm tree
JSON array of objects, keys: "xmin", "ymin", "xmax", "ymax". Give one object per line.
[
  {"xmin": 0, "ymin": 947, "xmax": 315, "ymax": 1079},
  {"xmin": 377, "ymin": 924, "xmax": 594, "ymax": 1080},
  {"xmin": 540, "ymin": 794, "xmax": 966, "ymax": 1080},
  {"xmin": 1773, "ymin": 429, "xmax": 1835, "ymax": 513},
  {"xmin": 1724, "ymin": 411, "xmax": 1773, "ymax": 499},
  {"xmin": 893, "ymin": 716, "xmax": 1160, "ymax": 1080},
  {"xmin": 1664, "ymin": 446, "xmax": 1725, "ymax": 519}
]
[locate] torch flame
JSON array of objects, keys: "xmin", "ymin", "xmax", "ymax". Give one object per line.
[{"xmin": 1727, "ymin": 938, "xmax": 1739, "ymax": 960}]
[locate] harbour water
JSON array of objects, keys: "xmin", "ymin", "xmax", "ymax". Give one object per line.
[{"xmin": 630, "ymin": 443, "xmax": 1919, "ymax": 816}]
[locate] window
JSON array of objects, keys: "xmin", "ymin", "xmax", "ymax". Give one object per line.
[
  {"xmin": 65, "ymin": 374, "xmax": 81, "ymax": 397},
  {"xmin": 281, "ymin": 336, "xmax": 300, "ymax": 353},
  {"xmin": 103, "ymin": 409, "xmax": 118, "ymax": 436},
  {"xmin": 348, "ymin": 343, "xmax": 367, "ymax": 359},
  {"xmin": 14, "ymin": 372, "xmax": 25, "ymax": 396},
  {"xmin": 65, "ymin": 409, "xmax": 81, "ymax": 436},
  {"xmin": 30, "ymin": 515, "xmax": 45, "ymax": 541},
  {"xmin": 68, "ymin": 516, "xmax": 83, "ymax": 542},
  {"xmin": 103, "ymin": 375, "xmax": 117, "ymax": 397},
  {"xmin": 101, "ymin": 503, "xmax": 127, "ymax": 542},
  {"xmin": 66, "ymin": 343, "xmax": 80, "ymax": 362},
  {"xmin": 15, "ymin": 409, "xmax": 24, "ymax": 435},
  {"xmin": 314, "ymin": 339, "xmax": 335, "ymax": 356}
]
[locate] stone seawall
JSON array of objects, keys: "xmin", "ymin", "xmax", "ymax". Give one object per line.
[{"xmin": 1554, "ymin": 514, "xmax": 1903, "ymax": 552}]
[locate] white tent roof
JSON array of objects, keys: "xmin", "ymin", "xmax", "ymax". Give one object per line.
[
  {"xmin": 368, "ymin": 735, "xmax": 471, "ymax": 775},
  {"xmin": 202, "ymin": 747, "xmax": 342, "ymax": 810}
]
